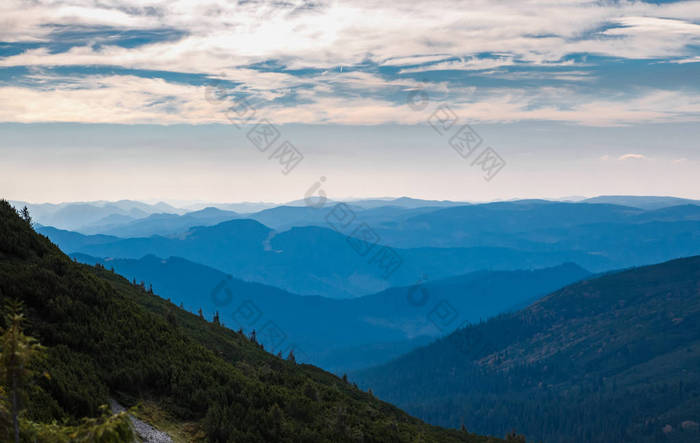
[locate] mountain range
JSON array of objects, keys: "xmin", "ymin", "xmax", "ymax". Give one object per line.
[
  {"xmin": 40, "ymin": 219, "xmax": 607, "ymax": 299},
  {"xmin": 70, "ymin": 253, "xmax": 590, "ymax": 373},
  {"xmin": 37, "ymin": 199, "xmax": 700, "ymax": 298},
  {"xmin": 18, "ymin": 195, "xmax": 700, "ymax": 237},
  {"xmin": 581, "ymin": 195, "xmax": 700, "ymax": 210},
  {"xmin": 81, "ymin": 207, "xmax": 240, "ymax": 237},
  {"xmin": 11, "ymin": 199, "xmax": 184, "ymax": 231}
]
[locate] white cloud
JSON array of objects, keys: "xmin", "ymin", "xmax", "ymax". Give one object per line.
[
  {"xmin": 398, "ymin": 56, "xmax": 517, "ymax": 73},
  {"xmin": 0, "ymin": 75, "xmax": 223, "ymax": 124},
  {"xmin": 604, "ymin": 16, "xmax": 700, "ymax": 36},
  {"xmin": 1, "ymin": 73, "xmax": 700, "ymax": 126},
  {"xmin": 380, "ymin": 55, "xmax": 452, "ymax": 67},
  {"xmin": 1, "ymin": 0, "xmax": 700, "ymax": 124},
  {"xmin": 618, "ymin": 153, "xmax": 647, "ymax": 160},
  {"xmin": 670, "ymin": 56, "xmax": 700, "ymax": 64},
  {"xmin": 2, "ymin": 0, "xmax": 700, "ymax": 69}
]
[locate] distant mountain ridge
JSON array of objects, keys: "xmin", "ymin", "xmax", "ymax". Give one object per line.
[
  {"xmin": 70, "ymin": 252, "xmax": 590, "ymax": 373},
  {"xmin": 10, "ymin": 199, "xmax": 183, "ymax": 231},
  {"xmin": 82, "ymin": 207, "xmax": 240, "ymax": 237},
  {"xmin": 37, "ymin": 199, "xmax": 700, "ymax": 298},
  {"xmin": 582, "ymin": 195, "xmax": 700, "ymax": 209},
  {"xmin": 18, "ymin": 195, "xmax": 699, "ymax": 237},
  {"xmin": 339, "ymin": 197, "xmax": 469, "ymax": 209},
  {"xmin": 40, "ymin": 219, "xmax": 609, "ymax": 298},
  {"xmin": 23, "ymin": 197, "xmax": 700, "ymax": 306}
]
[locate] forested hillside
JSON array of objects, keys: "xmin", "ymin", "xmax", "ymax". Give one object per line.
[
  {"xmin": 0, "ymin": 200, "xmax": 503, "ymax": 442},
  {"xmin": 355, "ymin": 256, "xmax": 700, "ymax": 443}
]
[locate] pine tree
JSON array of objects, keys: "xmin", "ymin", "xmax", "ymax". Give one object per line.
[
  {"xmin": 334, "ymin": 405, "xmax": 347, "ymax": 436},
  {"xmin": 0, "ymin": 300, "xmax": 44, "ymax": 443},
  {"xmin": 303, "ymin": 382, "xmax": 318, "ymax": 401},
  {"xmin": 19, "ymin": 207, "xmax": 31, "ymax": 226},
  {"xmin": 166, "ymin": 308, "xmax": 177, "ymax": 327},
  {"xmin": 213, "ymin": 311, "xmax": 220, "ymax": 326},
  {"xmin": 0, "ymin": 386, "xmax": 10, "ymax": 439},
  {"xmin": 505, "ymin": 430, "xmax": 526, "ymax": 442},
  {"xmin": 269, "ymin": 403, "xmax": 283, "ymax": 436}
]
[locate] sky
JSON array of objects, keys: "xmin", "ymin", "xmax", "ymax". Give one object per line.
[{"xmin": 1, "ymin": 0, "xmax": 699, "ymax": 203}]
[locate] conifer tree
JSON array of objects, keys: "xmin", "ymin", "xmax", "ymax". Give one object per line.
[
  {"xmin": 0, "ymin": 300, "xmax": 44, "ymax": 443},
  {"xmin": 19, "ymin": 207, "xmax": 31, "ymax": 226}
]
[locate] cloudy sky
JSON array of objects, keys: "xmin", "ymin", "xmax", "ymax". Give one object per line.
[{"xmin": 1, "ymin": 0, "xmax": 699, "ymax": 203}]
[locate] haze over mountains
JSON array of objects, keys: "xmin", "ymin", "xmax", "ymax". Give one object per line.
[
  {"xmin": 16, "ymin": 195, "xmax": 700, "ymax": 235},
  {"xmin": 10, "ymin": 199, "xmax": 184, "ymax": 231},
  {"xmin": 69, "ymin": 253, "xmax": 590, "ymax": 373},
  {"xmin": 41, "ymin": 219, "xmax": 603, "ymax": 299},
  {"xmin": 35, "ymin": 197, "xmax": 700, "ymax": 299},
  {"xmin": 580, "ymin": 196, "xmax": 700, "ymax": 210}
]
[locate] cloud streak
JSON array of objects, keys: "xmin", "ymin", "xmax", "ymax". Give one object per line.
[{"xmin": 1, "ymin": 73, "xmax": 700, "ymax": 126}]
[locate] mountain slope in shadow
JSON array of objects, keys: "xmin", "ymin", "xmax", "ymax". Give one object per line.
[{"xmin": 354, "ymin": 256, "xmax": 700, "ymax": 443}]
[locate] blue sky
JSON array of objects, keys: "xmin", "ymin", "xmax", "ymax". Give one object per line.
[{"xmin": 1, "ymin": 0, "xmax": 699, "ymax": 203}]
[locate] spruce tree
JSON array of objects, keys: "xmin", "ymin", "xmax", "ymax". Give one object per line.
[
  {"xmin": 0, "ymin": 300, "xmax": 44, "ymax": 443},
  {"xmin": 19, "ymin": 207, "xmax": 31, "ymax": 226}
]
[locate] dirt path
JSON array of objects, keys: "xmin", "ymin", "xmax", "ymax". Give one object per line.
[{"xmin": 109, "ymin": 400, "xmax": 173, "ymax": 443}]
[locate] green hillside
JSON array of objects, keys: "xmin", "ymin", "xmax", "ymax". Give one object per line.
[
  {"xmin": 355, "ymin": 256, "xmax": 700, "ymax": 443},
  {"xmin": 0, "ymin": 200, "xmax": 502, "ymax": 443}
]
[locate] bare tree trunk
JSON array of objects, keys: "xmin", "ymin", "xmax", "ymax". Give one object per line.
[{"xmin": 12, "ymin": 372, "xmax": 19, "ymax": 443}]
